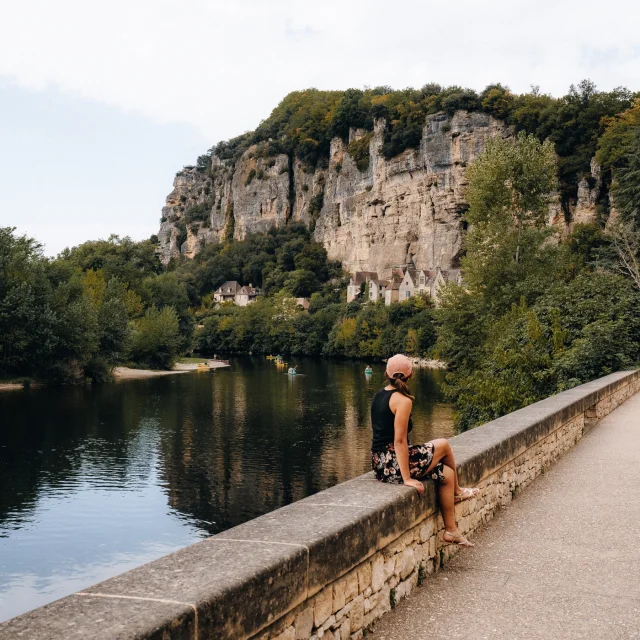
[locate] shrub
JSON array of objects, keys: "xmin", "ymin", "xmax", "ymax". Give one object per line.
[
  {"xmin": 347, "ymin": 132, "xmax": 373, "ymax": 172},
  {"xmin": 175, "ymin": 219, "xmax": 187, "ymax": 248},
  {"xmin": 183, "ymin": 202, "xmax": 210, "ymax": 223},
  {"xmin": 308, "ymin": 192, "xmax": 324, "ymax": 218}
]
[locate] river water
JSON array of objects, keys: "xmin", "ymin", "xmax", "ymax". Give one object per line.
[{"xmin": 0, "ymin": 357, "xmax": 453, "ymax": 621}]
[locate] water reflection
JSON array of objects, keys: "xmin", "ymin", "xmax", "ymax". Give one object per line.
[{"xmin": 0, "ymin": 357, "xmax": 452, "ymax": 620}]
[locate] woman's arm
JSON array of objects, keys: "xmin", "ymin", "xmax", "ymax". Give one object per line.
[{"xmin": 391, "ymin": 395, "xmax": 424, "ymax": 494}]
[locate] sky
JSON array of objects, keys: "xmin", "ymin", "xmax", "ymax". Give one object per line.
[{"xmin": 1, "ymin": 0, "xmax": 639, "ymax": 256}]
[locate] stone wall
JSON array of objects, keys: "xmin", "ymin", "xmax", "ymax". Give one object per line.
[{"xmin": 3, "ymin": 371, "xmax": 639, "ymax": 640}]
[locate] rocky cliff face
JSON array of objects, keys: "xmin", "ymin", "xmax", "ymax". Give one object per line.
[
  {"xmin": 157, "ymin": 110, "xmax": 601, "ymax": 276},
  {"xmin": 313, "ymin": 111, "xmax": 510, "ymax": 277}
]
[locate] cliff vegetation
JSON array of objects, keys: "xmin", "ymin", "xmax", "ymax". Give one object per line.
[{"xmin": 192, "ymin": 81, "xmax": 637, "ymax": 214}]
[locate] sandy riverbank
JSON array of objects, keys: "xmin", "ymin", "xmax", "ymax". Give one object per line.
[
  {"xmin": 173, "ymin": 361, "xmax": 231, "ymax": 371},
  {"xmin": 0, "ymin": 383, "xmax": 24, "ymax": 391},
  {"xmin": 112, "ymin": 367, "xmax": 188, "ymax": 380},
  {"xmin": 113, "ymin": 361, "xmax": 230, "ymax": 380}
]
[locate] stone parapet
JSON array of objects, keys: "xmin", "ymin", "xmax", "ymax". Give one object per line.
[{"xmin": 2, "ymin": 371, "xmax": 639, "ymax": 640}]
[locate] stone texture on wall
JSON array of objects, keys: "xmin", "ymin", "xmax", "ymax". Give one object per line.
[{"xmin": 4, "ymin": 371, "xmax": 638, "ymax": 640}]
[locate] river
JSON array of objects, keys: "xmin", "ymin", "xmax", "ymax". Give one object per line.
[{"xmin": 0, "ymin": 357, "xmax": 453, "ymax": 621}]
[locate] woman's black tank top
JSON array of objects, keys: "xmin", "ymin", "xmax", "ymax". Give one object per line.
[{"xmin": 371, "ymin": 388, "xmax": 413, "ymax": 452}]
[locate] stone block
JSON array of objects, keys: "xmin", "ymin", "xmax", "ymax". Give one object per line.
[
  {"xmin": 419, "ymin": 519, "xmax": 434, "ymax": 542},
  {"xmin": 332, "ymin": 580, "xmax": 346, "ymax": 613},
  {"xmin": 344, "ymin": 570, "xmax": 359, "ymax": 603},
  {"xmin": 314, "ymin": 587, "xmax": 333, "ymax": 628},
  {"xmin": 334, "ymin": 600, "xmax": 352, "ymax": 623},
  {"xmin": 23, "ymin": 536, "xmax": 307, "ymax": 640},
  {"xmin": 217, "ymin": 499, "xmax": 384, "ymax": 597},
  {"xmin": 357, "ymin": 563, "xmax": 371, "ymax": 593},
  {"xmin": 363, "ymin": 592, "xmax": 376, "ymax": 614},
  {"xmin": 321, "ymin": 615, "xmax": 336, "ymax": 632},
  {"xmin": 384, "ymin": 557, "xmax": 395, "ymax": 580},
  {"xmin": 399, "ymin": 547, "xmax": 415, "ymax": 580},
  {"xmin": 414, "ymin": 541, "xmax": 427, "ymax": 562},
  {"xmin": 0, "ymin": 592, "xmax": 196, "ymax": 640},
  {"xmin": 274, "ymin": 627, "xmax": 296, "ymax": 640},
  {"xmin": 371, "ymin": 555, "xmax": 385, "ymax": 592},
  {"xmin": 295, "ymin": 607, "xmax": 314, "ymax": 639},
  {"xmin": 349, "ymin": 595, "xmax": 365, "ymax": 633}
]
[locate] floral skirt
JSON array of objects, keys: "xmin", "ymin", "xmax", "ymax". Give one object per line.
[{"xmin": 372, "ymin": 442, "xmax": 446, "ymax": 484}]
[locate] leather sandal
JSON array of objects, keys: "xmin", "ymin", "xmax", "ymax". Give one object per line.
[
  {"xmin": 454, "ymin": 487, "xmax": 479, "ymax": 503},
  {"xmin": 442, "ymin": 530, "xmax": 475, "ymax": 547}
]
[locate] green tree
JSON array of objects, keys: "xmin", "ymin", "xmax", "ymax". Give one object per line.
[{"xmin": 131, "ymin": 306, "xmax": 181, "ymax": 370}]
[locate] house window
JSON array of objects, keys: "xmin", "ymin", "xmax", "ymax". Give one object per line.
[{"xmin": 405, "ymin": 291, "xmax": 411, "ymax": 299}]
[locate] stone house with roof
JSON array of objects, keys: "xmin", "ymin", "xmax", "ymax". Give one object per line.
[
  {"xmin": 384, "ymin": 268, "xmax": 405, "ymax": 306},
  {"xmin": 213, "ymin": 281, "xmax": 240, "ymax": 304},
  {"xmin": 349, "ymin": 264, "xmax": 462, "ymax": 308},
  {"xmin": 213, "ymin": 281, "xmax": 261, "ymax": 306},
  {"xmin": 236, "ymin": 284, "xmax": 261, "ymax": 306},
  {"xmin": 368, "ymin": 279, "xmax": 388, "ymax": 302},
  {"xmin": 347, "ymin": 271, "xmax": 378, "ymax": 302}
]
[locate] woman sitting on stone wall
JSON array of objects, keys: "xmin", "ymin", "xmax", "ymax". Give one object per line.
[{"xmin": 371, "ymin": 354, "xmax": 478, "ymax": 547}]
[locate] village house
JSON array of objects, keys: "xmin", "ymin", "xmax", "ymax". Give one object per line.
[
  {"xmin": 348, "ymin": 271, "xmax": 391, "ymax": 304},
  {"xmin": 213, "ymin": 281, "xmax": 261, "ymax": 306},
  {"xmin": 384, "ymin": 268, "xmax": 405, "ymax": 306},
  {"xmin": 346, "ymin": 271, "xmax": 378, "ymax": 303},
  {"xmin": 350, "ymin": 264, "xmax": 462, "ymax": 307},
  {"xmin": 368, "ymin": 279, "xmax": 388, "ymax": 303}
]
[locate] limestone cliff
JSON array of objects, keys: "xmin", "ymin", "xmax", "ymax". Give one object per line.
[
  {"xmin": 157, "ymin": 110, "xmax": 601, "ymax": 275},
  {"xmin": 313, "ymin": 111, "xmax": 509, "ymax": 277}
]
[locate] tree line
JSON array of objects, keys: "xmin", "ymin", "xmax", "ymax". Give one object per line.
[{"xmin": 195, "ymin": 81, "xmax": 638, "ymax": 216}]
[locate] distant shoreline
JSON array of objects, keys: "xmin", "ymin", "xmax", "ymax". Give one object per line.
[
  {"xmin": 112, "ymin": 367, "xmax": 189, "ymax": 380},
  {"xmin": 114, "ymin": 361, "xmax": 230, "ymax": 380},
  {"xmin": 0, "ymin": 383, "xmax": 23, "ymax": 391}
]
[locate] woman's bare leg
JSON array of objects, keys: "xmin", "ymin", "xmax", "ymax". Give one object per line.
[
  {"xmin": 436, "ymin": 464, "xmax": 457, "ymax": 532},
  {"xmin": 437, "ymin": 464, "xmax": 473, "ymax": 545},
  {"xmin": 427, "ymin": 438, "xmax": 462, "ymax": 494}
]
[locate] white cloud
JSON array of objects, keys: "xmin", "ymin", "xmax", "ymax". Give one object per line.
[{"xmin": 2, "ymin": 0, "xmax": 639, "ymax": 144}]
